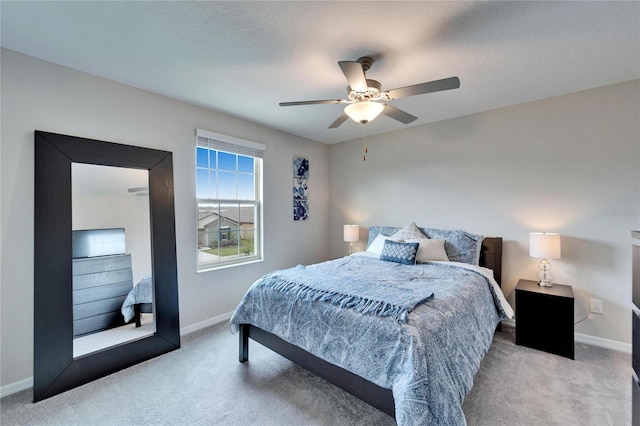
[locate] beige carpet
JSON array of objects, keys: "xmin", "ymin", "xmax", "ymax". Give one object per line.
[{"xmin": 0, "ymin": 322, "xmax": 631, "ymax": 425}]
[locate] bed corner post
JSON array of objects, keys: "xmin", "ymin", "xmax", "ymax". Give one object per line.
[{"xmin": 239, "ymin": 323, "xmax": 249, "ymax": 363}]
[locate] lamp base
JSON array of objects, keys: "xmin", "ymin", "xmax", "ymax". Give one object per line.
[
  {"xmin": 348, "ymin": 242, "xmax": 355, "ymax": 255},
  {"xmin": 537, "ymin": 259, "xmax": 553, "ymax": 288}
]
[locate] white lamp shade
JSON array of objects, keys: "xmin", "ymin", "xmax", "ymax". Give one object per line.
[
  {"xmin": 344, "ymin": 102, "xmax": 384, "ymax": 124},
  {"xmin": 529, "ymin": 232, "xmax": 561, "ymax": 259},
  {"xmin": 343, "ymin": 225, "xmax": 360, "ymax": 242}
]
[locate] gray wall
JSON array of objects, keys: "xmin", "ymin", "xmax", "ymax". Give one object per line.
[
  {"xmin": 330, "ymin": 79, "xmax": 640, "ymax": 345},
  {"xmin": 0, "ymin": 49, "xmax": 330, "ymax": 388},
  {"xmin": 72, "ymin": 195, "xmax": 152, "ymax": 285}
]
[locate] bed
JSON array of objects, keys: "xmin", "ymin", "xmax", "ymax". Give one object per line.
[
  {"xmin": 121, "ymin": 276, "xmax": 153, "ymax": 327},
  {"xmin": 230, "ymin": 224, "xmax": 513, "ymax": 425}
]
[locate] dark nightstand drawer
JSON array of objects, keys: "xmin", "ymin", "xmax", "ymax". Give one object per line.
[{"xmin": 515, "ymin": 279, "xmax": 574, "ymax": 359}]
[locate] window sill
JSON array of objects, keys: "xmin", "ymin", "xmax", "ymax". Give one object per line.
[{"xmin": 197, "ymin": 256, "xmax": 263, "ymax": 273}]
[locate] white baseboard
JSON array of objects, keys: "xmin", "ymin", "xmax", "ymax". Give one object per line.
[
  {"xmin": 0, "ymin": 377, "xmax": 32, "ymax": 399},
  {"xmin": 179, "ymin": 311, "xmax": 233, "ymax": 336},
  {"xmin": 0, "ymin": 312, "xmax": 234, "ymax": 399},
  {"xmin": 502, "ymin": 319, "xmax": 516, "ymax": 328},
  {"xmin": 575, "ymin": 332, "xmax": 631, "ymax": 354},
  {"xmin": 502, "ymin": 319, "xmax": 631, "ymax": 354}
]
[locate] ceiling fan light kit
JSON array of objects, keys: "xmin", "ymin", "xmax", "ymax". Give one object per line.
[
  {"xmin": 344, "ymin": 101, "xmax": 384, "ymax": 124},
  {"xmin": 279, "ymin": 56, "xmax": 460, "ymax": 129}
]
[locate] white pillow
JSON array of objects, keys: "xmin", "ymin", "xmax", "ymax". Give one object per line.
[
  {"xmin": 367, "ymin": 234, "xmax": 399, "ymax": 255},
  {"xmin": 406, "ymin": 238, "xmax": 449, "ymax": 262},
  {"xmin": 393, "ymin": 222, "xmax": 427, "ymax": 240}
]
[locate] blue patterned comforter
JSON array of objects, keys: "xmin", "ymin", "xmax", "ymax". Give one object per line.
[
  {"xmin": 230, "ymin": 254, "xmax": 511, "ymax": 425},
  {"xmin": 121, "ymin": 276, "xmax": 153, "ymax": 322}
]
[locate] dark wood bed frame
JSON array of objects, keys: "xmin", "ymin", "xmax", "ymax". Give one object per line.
[
  {"xmin": 133, "ymin": 303, "xmax": 154, "ymax": 327},
  {"xmin": 238, "ymin": 237, "xmax": 502, "ymax": 417}
]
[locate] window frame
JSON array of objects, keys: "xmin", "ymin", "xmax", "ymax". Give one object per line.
[{"xmin": 196, "ymin": 129, "xmax": 265, "ymax": 272}]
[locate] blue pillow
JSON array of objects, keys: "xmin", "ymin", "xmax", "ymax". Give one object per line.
[
  {"xmin": 420, "ymin": 228, "xmax": 483, "ymax": 265},
  {"xmin": 380, "ymin": 240, "xmax": 419, "ymax": 265}
]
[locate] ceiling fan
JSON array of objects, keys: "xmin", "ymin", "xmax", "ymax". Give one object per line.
[
  {"xmin": 279, "ymin": 56, "xmax": 460, "ymax": 129},
  {"xmin": 128, "ymin": 186, "xmax": 149, "ymax": 196}
]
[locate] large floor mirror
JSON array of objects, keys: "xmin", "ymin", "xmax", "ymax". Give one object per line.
[{"xmin": 34, "ymin": 131, "xmax": 180, "ymax": 402}]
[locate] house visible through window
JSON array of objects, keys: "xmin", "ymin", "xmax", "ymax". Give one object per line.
[{"xmin": 196, "ymin": 129, "xmax": 265, "ymax": 271}]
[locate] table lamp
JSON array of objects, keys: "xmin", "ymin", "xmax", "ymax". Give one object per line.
[
  {"xmin": 529, "ymin": 232, "xmax": 561, "ymax": 287},
  {"xmin": 343, "ymin": 225, "xmax": 360, "ymax": 255}
]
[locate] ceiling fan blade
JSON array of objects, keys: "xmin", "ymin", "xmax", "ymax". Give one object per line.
[
  {"xmin": 128, "ymin": 186, "xmax": 148, "ymax": 193},
  {"xmin": 386, "ymin": 77, "xmax": 460, "ymax": 100},
  {"xmin": 382, "ymin": 104, "xmax": 418, "ymax": 124},
  {"xmin": 128, "ymin": 186, "xmax": 149, "ymax": 196},
  {"xmin": 328, "ymin": 113, "xmax": 350, "ymax": 129},
  {"xmin": 280, "ymin": 99, "xmax": 344, "ymax": 107},
  {"xmin": 338, "ymin": 61, "xmax": 368, "ymax": 92}
]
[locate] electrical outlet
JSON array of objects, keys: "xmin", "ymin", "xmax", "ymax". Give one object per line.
[{"xmin": 590, "ymin": 298, "xmax": 603, "ymax": 314}]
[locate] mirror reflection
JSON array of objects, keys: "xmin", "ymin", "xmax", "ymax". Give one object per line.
[{"xmin": 71, "ymin": 163, "xmax": 154, "ymax": 357}]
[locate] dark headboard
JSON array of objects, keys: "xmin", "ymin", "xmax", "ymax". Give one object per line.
[{"xmin": 480, "ymin": 237, "xmax": 502, "ymax": 287}]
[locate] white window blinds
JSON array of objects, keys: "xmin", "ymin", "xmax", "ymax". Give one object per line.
[{"xmin": 196, "ymin": 129, "xmax": 266, "ymax": 159}]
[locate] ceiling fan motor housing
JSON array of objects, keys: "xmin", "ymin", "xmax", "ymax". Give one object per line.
[
  {"xmin": 347, "ymin": 79, "xmax": 382, "ymax": 102},
  {"xmin": 357, "ymin": 56, "xmax": 374, "ymax": 72}
]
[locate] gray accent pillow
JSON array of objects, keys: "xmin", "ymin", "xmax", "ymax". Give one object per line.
[
  {"xmin": 406, "ymin": 238, "xmax": 450, "ymax": 262},
  {"xmin": 392, "ymin": 222, "xmax": 427, "ymax": 240}
]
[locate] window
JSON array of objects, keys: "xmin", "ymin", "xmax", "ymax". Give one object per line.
[{"xmin": 196, "ymin": 129, "xmax": 265, "ymax": 271}]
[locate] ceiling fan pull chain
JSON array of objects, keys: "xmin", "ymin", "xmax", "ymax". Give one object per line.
[{"xmin": 362, "ymin": 130, "xmax": 368, "ymax": 162}]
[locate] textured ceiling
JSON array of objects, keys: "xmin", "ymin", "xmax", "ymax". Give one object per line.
[{"xmin": 2, "ymin": 1, "xmax": 639, "ymax": 144}]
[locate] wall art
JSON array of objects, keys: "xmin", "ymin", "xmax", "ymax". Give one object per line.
[
  {"xmin": 294, "ymin": 199, "xmax": 309, "ymax": 221},
  {"xmin": 293, "ymin": 157, "xmax": 309, "ymax": 221},
  {"xmin": 293, "ymin": 178, "xmax": 308, "ymax": 200},
  {"xmin": 293, "ymin": 156, "xmax": 309, "ymax": 179}
]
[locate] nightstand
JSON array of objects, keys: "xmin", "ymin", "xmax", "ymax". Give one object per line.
[{"xmin": 515, "ymin": 279, "xmax": 575, "ymax": 359}]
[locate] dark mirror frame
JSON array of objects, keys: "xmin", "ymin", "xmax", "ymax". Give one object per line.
[{"xmin": 34, "ymin": 131, "xmax": 180, "ymax": 402}]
